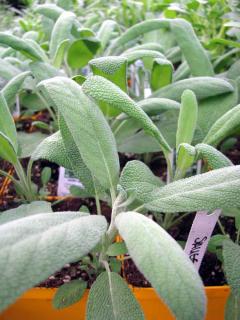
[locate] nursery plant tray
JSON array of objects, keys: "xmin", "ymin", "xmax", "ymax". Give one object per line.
[{"xmin": 0, "ymin": 286, "xmax": 230, "ymax": 320}]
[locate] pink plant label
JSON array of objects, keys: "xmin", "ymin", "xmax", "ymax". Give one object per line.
[{"xmin": 184, "ymin": 209, "xmax": 221, "ymax": 270}]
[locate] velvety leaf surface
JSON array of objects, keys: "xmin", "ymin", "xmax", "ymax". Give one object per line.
[
  {"xmin": 120, "ymin": 160, "xmax": 164, "ymax": 203},
  {"xmin": 0, "ymin": 213, "xmax": 107, "ymax": 312},
  {"xmin": 116, "ymin": 212, "xmax": 206, "ymax": 320},
  {"xmin": 38, "ymin": 77, "xmax": 120, "ymax": 191},
  {"xmin": 18, "ymin": 132, "xmax": 48, "ymax": 158},
  {"xmin": 87, "ymin": 272, "xmax": 144, "ymax": 320},
  {"xmin": 145, "ymin": 165, "xmax": 240, "ymax": 212},
  {"xmin": 53, "ymin": 279, "xmax": 87, "ymax": 309},
  {"xmin": 0, "ymin": 201, "xmax": 52, "ymax": 225},
  {"xmin": 151, "ymin": 77, "xmax": 234, "ymax": 101},
  {"xmin": 31, "ymin": 131, "xmax": 72, "ymax": 170},
  {"xmin": 0, "ymin": 92, "xmax": 17, "ymax": 151},
  {"xmin": 223, "ymin": 240, "xmax": 240, "ymax": 297},
  {"xmin": 82, "ymin": 75, "xmax": 171, "ymax": 153}
]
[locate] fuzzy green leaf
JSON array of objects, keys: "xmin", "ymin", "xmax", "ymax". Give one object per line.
[
  {"xmin": 225, "ymin": 293, "xmax": 240, "ymax": 320},
  {"xmin": 0, "ymin": 33, "xmax": 45, "ymax": 61},
  {"xmin": 31, "ymin": 131, "xmax": 71, "ymax": 169},
  {"xmin": 196, "ymin": 144, "xmax": 233, "ymax": 170},
  {"xmin": 151, "ymin": 77, "xmax": 234, "ymax": 101},
  {"xmin": 49, "ymin": 11, "xmax": 76, "ymax": 60},
  {"xmin": 0, "ymin": 132, "xmax": 17, "ymax": 164},
  {"xmin": 38, "ymin": 77, "xmax": 120, "ymax": 191},
  {"xmin": 82, "ymin": 75, "xmax": 171, "ymax": 154},
  {"xmin": 0, "ymin": 213, "xmax": 107, "ymax": 312},
  {"xmin": 223, "ymin": 240, "xmax": 240, "ymax": 297},
  {"xmin": 145, "ymin": 165, "xmax": 240, "ymax": 212},
  {"xmin": 151, "ymin": 58, "xmax": 173, "ymax": 91},
  {"xmin": 116, "ymin": 212, "xmax": 206, "ymax": 320},
  {"xmin": 67, "ymin": 39, "xmax": 101, "ymax": 69},
  {"xmin": 86, "ymin": 272, "xmax": 144, "ymax": 320},
  {"xmin": 18, "ymin": 132, "xmax": 48, "ymax": 158},
  {"xmin": 120, "ymin": 160, "xmax": 164, "ymax": 203},
  {"xmin": 34, "ymin": 4, "xmax": 64, "ymax": 21},
  {"xmin": 53, "ymin": 279, "xmax": 87, "ymax": 309},
  {"xmin": 2, "ymin": 71, "xmax": 31, "ymax": 108},
  {"xmin": 89, "ymin": 56, "xmax": 127, "ymax": 116},
  {"xmin": 0, "ymin": 201, "xmax": 52, "ymax": 225},
  {"xmin": 176, "ymin": 89, "xmax": 198, "ymax": 148},
  {"xmin": 204, "ymin": 104, "xmax": 240, "ymax": 146},
  {"xmin": 0, "ymin": 92, "xmax": 17, "ymax": 151}
]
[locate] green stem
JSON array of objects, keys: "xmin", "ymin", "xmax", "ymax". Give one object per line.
[
  {"xmin": 36, "ymin": 92, "xmax": 58, "ymax": 125},
  {"xmin": 0, "ymin": 169, "xmax": 19, "ymax": 184},
  {"xmin": 168, "ymin": 212, "xmax": 191, "ymax": 229},
  {"xmin": 14, "ymin": 159, "xmax": 35, "ymax": 202},
  {"xmin": 217, "ymin": 219, "xmax": 226, "ymax": 235}
]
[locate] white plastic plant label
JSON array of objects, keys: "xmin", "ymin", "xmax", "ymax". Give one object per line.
[
  {"xmin": 184, "ymin": 209, "xmax": 221, "ymax": 270},
  {"xmin": 57, "ymin": 167, "xmax": 84, "ymax": 196}
]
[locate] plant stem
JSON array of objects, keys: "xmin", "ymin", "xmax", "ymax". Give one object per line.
[
  {"xmin": 169, "ymin": 212, "xmax": 191, "ymax": 229},
  {"xmin": 14, "ymin": 159, "xmax": 35, "ymax": 201},
  {"xmin": 36, "ymin": 92, "xmax": 58, "ymax": 125},
  {"xmin": 217, "ymin": 219, "xmax": 226, "ymax": 235},
  {"xmin": 0, "ymin": 169, "xmax": 19, "ymax": 185}
]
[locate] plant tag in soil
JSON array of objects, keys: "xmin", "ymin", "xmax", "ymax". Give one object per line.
[
  {"xmin": 57, "ymin": 167, "xmax": 84, "ymax": 196},
  {"xmin": 144, "ymin": 87, "xmax": 151, "ymax": 98},
  {"xmin": 184, "ymin": 209, "xmax": 221, "ymax": 270}
]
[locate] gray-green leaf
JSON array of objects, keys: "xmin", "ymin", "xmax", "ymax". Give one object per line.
[
  {"xmin": 0, "ymin": 213, "xmax": 107, "ymax": 312},
  {"xmin": 87, "ymin": 272, "xmax": 144, "ymax": 320},
  {"xmin": 116, "ymin": 212, "xmax": 206, "ymax": 320}
]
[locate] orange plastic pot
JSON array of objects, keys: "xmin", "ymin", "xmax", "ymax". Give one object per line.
[{"xmin": 0, "ymin": 286, "xmax": 230, "ymax": 320}]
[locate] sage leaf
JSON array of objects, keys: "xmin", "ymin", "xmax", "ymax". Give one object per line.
[
  {"xmin": 223, "ymin": 239, "xmax": 240, "ymax": 297},
  {"xmin": 0, "ymin": 201, "xmax": 52, "ymax": 225},
  {"xmin": 38, "ymin": 77, "xmax": 120, "ymax": 191},
  {"xmin": 34, "ymin": 4, "xmax": 64, "ymax": 21},
  {"xmin": 106, "ymin": 242, "xmax": 128, "ymax": 256},
  {"xmin": 120, "ymin": 160, "xmax": 164, "ymax": 203},
  {"xmin": 53, "ymin": 279, "xmax": 87, "ymax": 309},
  {"xmin": 0, "ymin": 58, "xmax": 20, "ymax": 80},
  {"xmin": 151, "ymin": 77, "xmax": 234, "ymax": 101},
  {"xmin": 89, "ymin": 56, "xmax": 128, "ymax": 116},
  {"xmin": 49, "ymin": 11, "xmax": 76, "ymax": 60},
  {"xmin": 86, "ymin": 272, "xmax": 144, "ymax": 320},
  {"xmin": 0, "ymin": 213, "xmax": 107, "ymax": 312},
  {"xmin": 151, "ymin": 58, "xmax": 173, "ymax": 91},
  {"xmin": 204, "ymin": 104, "xmax": 240, "ymax": 146},
  {"xmin": 0, "ymin": 92, "xmax": 17, "ymax": 151},
  {"xmin": 82, "ymin": 75, "xmax": 171, "ymax": 154},
  {"xmin": 176, "ymin": 89, "xmax": 198, "ymax": 148},
  {"xmin": 0, "ymin": 131, "xmax": 17, "ymax": 164},
  {"xmin": 0, "ymin": 33, "xmax": 45, "ymax": 61},
  {"xmin": 175, "ymin": 143, "xmax": 196, "ymax": 179},
  {"xmin": 31, "ymin": 131, "xmax": 72, "ymax": 170},
  {"xmin": 59, "ymin": 116, "xmax": 98, "ymax": 197},
  {"xmin": 109, "ymin": 19, "xmax": 213, "ymax": 76},
  {"xmin": 122, "ymin": 49, "xmax": 165, "ymax": 64},
  {"xmin": 225, "ymin": 293, "xmax": 240, "ymax": 320},
  {"xmin": 67, "ymin": 38, "xmax": 101, "ymax": 69},
  {"xmin": 18, "ymin": 132, "xmax": 48, "ymax": 158},
  {"xmin": 97, "ymin": 20, "xmax": 118, "ymax": 52},
  {"xmin": 145, "ymin": 165, "xmax": 240, "ymax": 212},
  {"xmin": 196, "ymin": 144, "xmax": 233, "ymax": 170},
  {"xmin": 2, "ymin": 71, "xmax": 31, "ymax": 108},
  {"xmin": 115, "ymin": 212, "xmax": 206, "ymax": 320}
]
